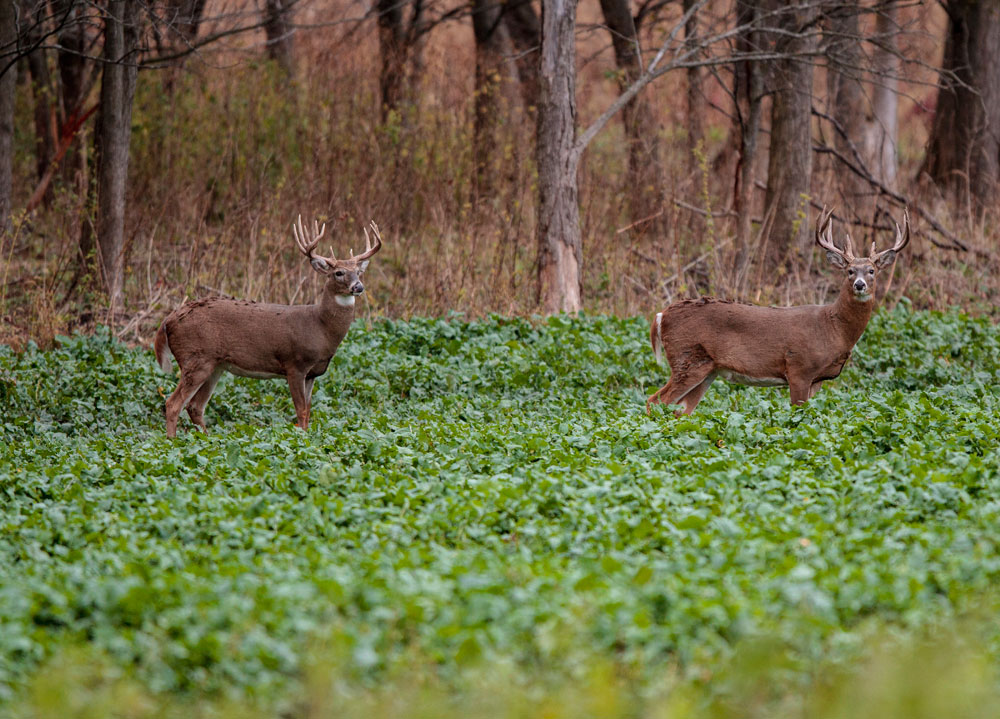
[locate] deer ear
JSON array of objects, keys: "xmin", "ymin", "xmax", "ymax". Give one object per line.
[
  {"xmin": 359, "ymin": 260, "xmax": 370, "ymax": 273},
  {"xmin": 310, "ymin": 257, "xmax": 330, "ymax": 273},
  {"xmin": 875, "ymin": 250, "xmax": 896, "ymax": 270},
  {"xmin": 826, "ymin": 251, "xmax": 848, "ymax": 269}
]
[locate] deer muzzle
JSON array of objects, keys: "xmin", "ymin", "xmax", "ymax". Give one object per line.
[
  {"xmin": 350, "ymin": 281, "xmax": 364, "ymax": 295},
  {"xmin": 853, "ymin": 278, "xmax": 867, "ymax": 294}
]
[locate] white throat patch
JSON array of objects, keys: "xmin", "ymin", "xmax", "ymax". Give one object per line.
[{"xmin": 335, "ymin": 295, "xmax": 356, "ymax": 307}]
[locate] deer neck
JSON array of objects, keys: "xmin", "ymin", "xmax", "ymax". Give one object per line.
[
  {"xmin": 828, "ymin": 283, "xmax": 875, "ymax": 346},
  {"xmin": 316, "ymin": 289, "xmax": 356, "ymax": 334}
]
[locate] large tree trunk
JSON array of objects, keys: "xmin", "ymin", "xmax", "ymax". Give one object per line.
[
  {"xmin": 472, "ymin": 0, "xmax": 509, "ymax": 198},
  {"xmin": 0, "ymin": 0, "xmax": 16, "ymax": 236},
  {"xmin": 503, "ymin": 0, "xmax": 541, "ymax": 112},
  {"xmin": 732, "ymin": 0, "xmax": 765, "ymax": 280},
  {"xmin": 89, "ymin": 0, "xmax": 140, "ymax": 312},
  {"xmin": 376, "ymin": 0, "xmax": 424, "ymax": 121},
  {"xmin": 54, "ymin": 0, "xmax": 89, "ymax": 190},
  {"xmin": 864, "ymin": 3, "xmax": 898, "ymax": 192},
  {"xmin": 922, "ymin": 0, "xmax": 1000, "ymax": 213},
  {"xmin": 763, "ymin": 4, "xmax": 815, "ymax": 259},
  {"xmin": 19, "ymin": 0, "xmax": 56, "ymax": 187},
  {"xmin": 264, "ymin": 0, "xmax": 295, "ymax": 75},
  {"xmin": 536, "ymin": 0, "xmax": 582, "ymax": 314},
  {"xmin": 683, "ymin": 0, "xmax": 703, "ymax": 165},
  {"xmin": 826, "ymin": 1, "xmax": 868, "ymax": 213},
  {"xmin": 599, "ymin": 0, "xmax": 663, "ymax": 232}
]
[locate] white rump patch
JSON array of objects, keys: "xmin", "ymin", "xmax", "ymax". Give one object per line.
[
  {"xmin": 335, "ymin": 295, "xmax": 356, "ymax": 307},
  {"xmin": 719, "ymin": 370, "xmax": 787, "ymax": 387}
]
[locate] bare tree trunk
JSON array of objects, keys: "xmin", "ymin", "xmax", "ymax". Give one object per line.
[
  {"xmin": 599, "ymin": 0, "xmax": 663, "ymax": 232},
  {"xmin": 54, "ymin": 0, "xmax": 89, "ymax": 190},
  {"xmin": 922, "ymin": 0, "xmax": 1000, "ymax": 213},
  {"xmin": 503, "ymin": 0, "xmax": 540, "ymax": 112},
  {"xmin": 536, "ymin": 0, "xmax": 581, "ymax": 314},
  {"xmin": 763, "ymin": 4, "xmax": 815, "ymax": 258},
  {"xmin": 864, "ymin": 3, "xmax": 898, "ymax": 192},
  {"xmin": 826, "ymin": 1, "xmax": 868, "ymax": 213},
  {"xmin": 90, "ymin": 0, "xmax": 140, "ymax": 312},
  {"xmin": 683, "ymin": 0, "xmax": 703, "ymax": 164},
  {"xmin": 732, "ymin": 0, "xmax": 764, "ymax": 278},
  {"xmin": 376, "ymin": 0, "xmax": 424, "ymax": 121},
  {"xmin": 472, "ymin": 0, "xmax": 508, "ymax": 198},
  {"xmin": 19, "ymin": 0, "xmax": 56, "ymax": 187},
  {"xmin": 0, "ymin": 0, "xmax": 16, "ymax": 236},
  {"xmin": 264, "ymin": 0, "xmax": 294, "ymax": 75}
]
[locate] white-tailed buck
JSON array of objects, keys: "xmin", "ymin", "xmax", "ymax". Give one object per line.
[
  {"xmin": 154, "ymin": 217, "xmax": 383, "ymax": 437},
  {"xmin": 647, "ymin": 207, "xmax": 910, "ymax": 415}
]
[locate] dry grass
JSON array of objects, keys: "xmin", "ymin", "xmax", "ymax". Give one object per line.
[{"xmin": 2, "ymin": 1, "xmax": 997, "ymax": 350}]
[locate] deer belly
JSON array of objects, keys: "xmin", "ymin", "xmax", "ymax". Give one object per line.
[
  {"xmin": 223, "ymin": 363, "xmax": 284, "ymax": 380},
  {"xmin": 718, "ymin": 370, "xmax": 787, "ymax": 387}
]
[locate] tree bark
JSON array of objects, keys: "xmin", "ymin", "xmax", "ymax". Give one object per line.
[
  {"xmin": 472, "ymin": 0, "xmax": 508, "ymax": 198},
  {"xmin": 826, "ymin": 1, "xmax": 868, "ymax": 209},
  {"xmin": 536, "ymin": 0, "xmax": 582, "ymax": 314},
  {"xmin": 0, "ymin": 0, "xmax": 16, "ymax": 236},
  {"xmin": 54, "ymin": 0, "xmax": 89, "ymax": 189},
  {"xmin": 599, "ymin": 0, "xmax": 663, "ymax": 232},
  {"xmin": 922, "ymin": 0, "xmax": 1000, "ymax": 212},
  {"xmin": 376, "ymin": 0, "xmax": 424, "ymax": 120},
  {"xmin": 864, "ymin": 3, "xmax": 898, "ymax": 192},
  {"xmin": 732, "ymin": 0, "xmax": 765, "ymax": 278},
  {"xmin": 503, "ymin": 0, "xmax": 541, "ymax": 112},
  {"xmin": 763, "ymin": 3, "xmax": 815, "ymax": 258},
  {"xmin": 683, "ymin": 0, "xmax": 703, "ymax": 165},
  {"xmin": 264, "ymin": 0, "xmax": 295, "ymax": 75},
  {"xmin": 89, "ymin": 0, "xmax": 140, "ymax": 311},
  {"xmin": 19, "ymin": 0, "xmax": 56, "ymax": 187}
]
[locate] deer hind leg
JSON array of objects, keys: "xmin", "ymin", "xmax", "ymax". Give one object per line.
[
  {"xmin": 807, "ymin": 380, "xmax": 824, "ymax": 400},
  {"xmin": 186, "ymin": 367, "xmax": 224, "ymax": 433},
  {"xmin": 165, "ymin": 364, "xmax": 216, "ymax": 438},
  {"xmin": 286, "ymin": 371, "xmax": 311, "ymax": 430},
  {"xmin": 647, "ymin": 361, "xmax": 716, "ymax": 416}
]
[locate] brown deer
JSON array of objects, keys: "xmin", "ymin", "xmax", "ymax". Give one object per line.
[
  {"xmin": 154, "ymin": 217, "xmax": 382, "ymax": 437},
  {"xmin": 647, "ymin": 207, "xmax": 910, "ymax": 415}
]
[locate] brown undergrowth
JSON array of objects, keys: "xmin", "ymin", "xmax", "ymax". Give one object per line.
[{"xmin": 2, "ymin": 10, "xmax": 998, "ymax": 351}]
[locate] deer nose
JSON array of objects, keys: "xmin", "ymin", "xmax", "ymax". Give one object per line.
[
  {"xmin": 351, "ymin": 282, "xmax": 364, "ymax": 295},
  {"xmin": 854, "ymin": 279, "xmax": 867, "ymax": 293}
]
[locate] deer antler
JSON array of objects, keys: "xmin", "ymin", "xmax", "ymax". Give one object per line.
[
  {"xmin": 353, "ymin": 221, "xmax": 383, "ymax": 262},
  {"xmin": 815, "ymin": 206, "xmax": 855, "ymax": 262},
  {"xmin": 293, "ymin": 215, "xmax": 334, "ymax": 265},
  {"xmin": 870, "ymin": 207, "xmax": 911, "ymax": 262}
]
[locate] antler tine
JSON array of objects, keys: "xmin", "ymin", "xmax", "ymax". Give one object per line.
[
  {"xmin": 843, "ymin": 231, "xmax": 856, "ymax": 260},
  {"xmin": 871, "ymin": 207, "xmax": 911, "ymax": 261},
  {"xmin": 815, "ymin": 206, "xmax": 841, "ymax": 254},
  {"xmin": 354, "ymin": 220, "xmax": 383, "ymax": 261},
  {"xmin": 293, "ymin": 214, "xmax": 334, "ymax": 262}
]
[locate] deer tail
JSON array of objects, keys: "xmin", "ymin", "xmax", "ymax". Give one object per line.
[
  {"xmin": 154, "ymin": 324, "xmax": 172, "ymax": 373},
  {"xmin": 651, "ymin": 311, "xmax": 665, "ymax": 364}
]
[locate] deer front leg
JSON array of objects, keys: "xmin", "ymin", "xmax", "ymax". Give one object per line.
[
  {"xmin": 286, "ymin": 371, "xmax": 311, "ymax": 430},
  {"xmin": 787, "ymin": 374, "xmax": 814, "ymax": 406}
]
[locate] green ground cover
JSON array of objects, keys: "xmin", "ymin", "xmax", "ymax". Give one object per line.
[{"xmin": 2, "ymin": 307, "xmax": 1000, "ymax": 716}]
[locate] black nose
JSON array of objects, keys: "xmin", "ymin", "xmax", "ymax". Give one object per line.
[
  {"xmin": 351, "ymin": 283, "xmax": 364, "ymax": 295},
  {"xmin": 854, "ymin": 279, "xmax": 866, "ymax": 292}
]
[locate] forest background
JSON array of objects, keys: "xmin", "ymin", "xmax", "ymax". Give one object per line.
[{"xmin": 0, "ymin": 0, "xmax": 998, "ymax": 346}]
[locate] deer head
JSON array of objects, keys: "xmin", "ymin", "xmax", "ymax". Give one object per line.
[
  {"xmin": 815, "ymin": 207, "xmax": 910, "ymax": 302},
  {"xmin": 294, "ymin": 215, "xmax": 383, "ymax": 299}
]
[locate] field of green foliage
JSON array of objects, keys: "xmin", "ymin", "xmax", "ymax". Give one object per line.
[{"xmin": 2, "ymin": 307, "xmax": 1000, "ymax": 717}]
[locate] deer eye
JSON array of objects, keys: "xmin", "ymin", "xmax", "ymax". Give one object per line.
[
  {"xmin": 848, "ymin": 268, "xmax": 855, "ymax": 275},
  {"xmin": 868, "ymin": 268, "xmax": 874, "ymax": 275},
  {"xmin": 334, "ymin": 270, "xmax": 345, "ymax": 277}
]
